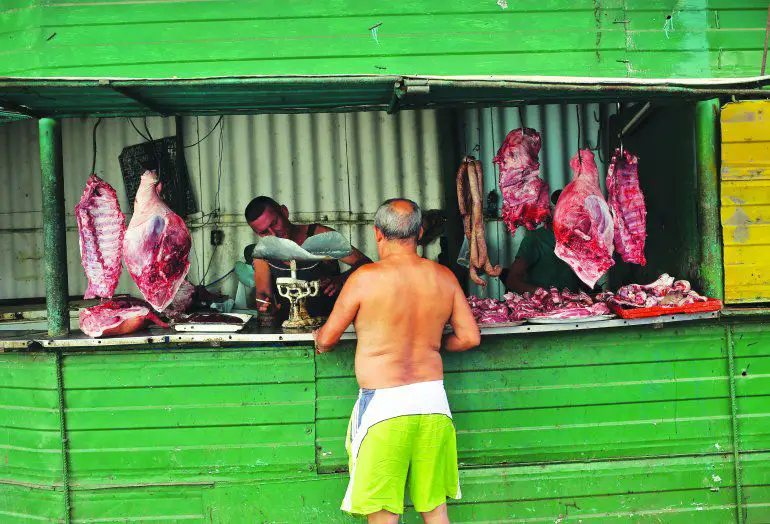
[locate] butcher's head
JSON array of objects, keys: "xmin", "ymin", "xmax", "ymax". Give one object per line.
[
  {"xmin": 245, "ymin": 196, "xmax": 292, "ymax": 239},
  {"xmin": 373, "ymin": 199, "xmax": 423, "ymax": 253}
]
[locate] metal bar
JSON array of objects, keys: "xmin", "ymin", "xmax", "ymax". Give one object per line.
[
  {"xmin": 620, "ymin": 102, "xmax": 652, "ymax": 137},
  {"xmin": 0, "ymin": 100, "xmax": 43, "ymax": 118},
  {"xmin": 39, "ymin": 118, "xmax": 70, "ymax": 337},
  {"xmin": 0, "ymin": 312, "xmax": 719, "ymax": 350},
  {"xmin": 55, "ymin": 352, "xmax": 72, "ymax": 524},
  {"xmin": 695, "ymin": 99, "xmax": 725, "ymax": 301},
  {"xmin": 726, "ymin": 323, "xmax": 745, "ymax": 524},
  {"xmin": 110, "ymin": 85, "xmax": 170, "ymax": 116}
]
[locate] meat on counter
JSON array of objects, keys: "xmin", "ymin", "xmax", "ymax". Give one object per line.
[{"xmin": 79, "ymin": 297, "xmax": 168, "ymax": 338}]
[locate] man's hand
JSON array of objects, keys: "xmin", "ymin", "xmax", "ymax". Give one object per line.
[
  {"xmin": 319, "ymin": 275, "xmax": 344, "ymax": 297},
  {"xmin": 312, "ymin": 328, "xmax": 332, "ymax": 355},
  {"xmin": 255, "ymin": 293, "xmax": 276, "ymax": 313}
]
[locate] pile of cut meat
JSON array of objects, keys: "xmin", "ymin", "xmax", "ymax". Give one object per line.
[
  {"xmin": 469, "ymin": 287, "xmax": 610, "ymax": 324},
  {"xmin": 598, "ymin": 274, "xmax": 708, "ymax": 309},
  {"xmin": 468, "ymin": 274, "xmax": 709, "ymax": 325},
  {"xmin": 75, "ymin": 171, "xmax": 193, "ymax": 338}
]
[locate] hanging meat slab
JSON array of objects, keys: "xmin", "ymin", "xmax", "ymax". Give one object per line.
[
  {"xmin": 79, "ymin": 297, "xmax": 169, "ymax": 338},
  {"xmin": 75, "ymin": 174, "xmax": 126, "ymax": 299},
  {"xmin": 607, "ymin": 148, "xmax": 647, "ymax": 265},
  {"xmin": 123, "ymin": 171, "xmax": 192, "ymax": 312},
  {"xmin": 553, "ymin": 149, "xmax": 615, "ymax": 288},
  {"xmin": 494, "ymin": 127, "xmax": 551, "ymax": 232}
]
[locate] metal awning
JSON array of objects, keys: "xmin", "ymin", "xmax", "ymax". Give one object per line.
[{"xmin": 2, "ymin": 74, "xmax": 770, "ymax": 122}]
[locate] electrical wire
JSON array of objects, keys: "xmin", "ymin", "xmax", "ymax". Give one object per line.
[
  {"xmin": 184, "ymin": 116, "xmax": 223, "ymax": 148},
  {"xmin": 128, "ymin": 118, "xmax": 151, "ymax": 142},
  {"xmin": 90, "ymin": 117, "xmax": 102, "ymax": 174},
  {"xmin": 199, "ymin": 118, "xmax": 226, "ymax": 286}
]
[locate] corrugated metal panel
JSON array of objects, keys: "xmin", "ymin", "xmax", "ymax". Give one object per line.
[
  {"xmin": 462, "ymin": 103, "xmax": 614, "ymax": 297},
  {"xmin": 0, "ymin": 110, "xmax": 447, "ymax": 300},
  {"xmin": 721, "ymin": 100, "xmax": 770, "ymax": 304}
]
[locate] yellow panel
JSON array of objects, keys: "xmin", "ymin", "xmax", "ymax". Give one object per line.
[
  {"xmin": 722, "ymin": 141, "xmax": 770, "ymax": 168},
  {"xmin": 720, "ymin": 101, "xmax": 770, "ymax": 304}
]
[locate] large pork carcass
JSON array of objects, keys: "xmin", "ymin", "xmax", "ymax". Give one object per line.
[
  {"xmin": 553, "ymin": 149, "xmax": 615, "ymax": 288},
  {"xmin": 494, "ymin": 128, "xmax": 551, "ymax": 232},
  {"xmin": 123, "ymin": 171, "xmax": 192, "ymax": 312},
  {"xmin": 75, "ymin": 175, "xmax": 126, "ymax": 299},
  {"xmin": 607, "ymin": 148, "xmax": 646, "ymax": 265},
  {"xmin": 79, "ymin": 297, "xmax": 168, "ymax": 338}
]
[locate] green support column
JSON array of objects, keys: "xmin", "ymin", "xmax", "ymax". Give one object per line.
[
  {"xmin": 39, "ymin": 118, "xmax": 70, "ymax": 337},
  {"xmin": 695, "ymin": 99, "xmax": 724, "ymax": 301}
]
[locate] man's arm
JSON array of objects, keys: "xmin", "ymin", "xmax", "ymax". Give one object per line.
[
  {"xmin": 252, "ymin": 258, "xmax": 277, "ymax": 313},
  {"xmin": 504, "ymin": 258, "xmax": 538, "ymax": 294},
  {"xmin": 444, "ymin": 276, "xmax": 481, "ymax": 352},
  {"xmin": 313, "ymin": 269, "xmax": 364, "ymax": 353}
]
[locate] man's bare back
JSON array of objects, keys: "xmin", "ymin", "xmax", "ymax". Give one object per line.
[
  {"xmin": 349, "ymin": 255, "xmax": 464, "ymax": 388},
  {"xmin": 314, "ymin": 243, "xmax": 479, "ymax": 389}
]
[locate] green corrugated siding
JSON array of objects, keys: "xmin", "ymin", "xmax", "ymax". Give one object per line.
[
  {"xmin": 2, "ymin": 319, "xmax": 770, "ymax": 521},
  {"xmin": 63, "ymin": 347, "xmax": 316, "ymax": 486},
  {"xmin": 0, "ymin": 1, "xmax": 767, "ymax": 79}
]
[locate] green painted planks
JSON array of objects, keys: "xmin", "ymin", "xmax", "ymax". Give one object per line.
[
  {"xmin": 63, "ymin": 347, "xmax": 317, "ymax": 486},
  {"xmin": 65, "ymin": 382, "xmax": 313, "ymax": 431},
  {"xmin": 0, "ymin": 1, "xmax": 767, "ymax": 79},
  {"xmin": 317, "ymin": 324, "xmax": 732, "ymax": 470},
  {"xmin": 70, "ymin": 485, "xmax": 208, "ymax": 523},
  {"xmin": 63, "ymin": 347, "xmax": 313, "ymax": 389},
  {"xmin": 0, "ymin": 483, "xmax": 65, "ymax": 523},
  {"xmin": 68, "ymin": 454, "xmax": 739, "ymax": 522},
  {"xmin": 0, "ymin": 352, "xmax": 62, "ymax": 486}
]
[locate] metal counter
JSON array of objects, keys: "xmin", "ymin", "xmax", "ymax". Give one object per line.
[{"xmin": 0, "ymin": 311, "xmax": 719, "ymax": 350}]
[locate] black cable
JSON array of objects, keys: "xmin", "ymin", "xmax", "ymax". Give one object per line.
[
  {"xmin": 90, "ymin": 118, "xmax": 102, "ymax": 174},
  {"xmin": 199, "ymin": 118, "xmax": 226, "ymax": 286},
  {"xmin": 576, "ymin": 105, "xmax": 583, "ymax": 165},
  {"xmin": 128, "ymin": 118, "xmax": 151, "ymax": 142},
  {"xmin": 518, "ymin": 105, "xmax": 525, "ymax": 128},
  {"xmin": 184, "ymin": 116, "xmax": 223, "ymax": 148}
]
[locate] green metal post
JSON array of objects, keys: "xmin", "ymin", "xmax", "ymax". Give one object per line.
[
  {"xmin": 39, "ymin": 118, "xmax": 70, "ymax": 337},
  {"xmin": 695, "ymin": 99, "xmax": 724, "ymax": 301},
  {"xmin": 726, "ymin": 324, "xmax": 745, "ymax": 524}
]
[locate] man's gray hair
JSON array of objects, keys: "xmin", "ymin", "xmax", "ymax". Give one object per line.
[{"xmin": 374, "ymin": 198, "xmax": 422, "ymax": 240}]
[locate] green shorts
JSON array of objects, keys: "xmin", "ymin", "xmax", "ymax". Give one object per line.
[{"xmin": 340, "ymin": 381, "xmax": 461, "ymax": 516}]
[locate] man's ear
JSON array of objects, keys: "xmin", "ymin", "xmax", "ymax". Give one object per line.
[
  {"xmin": 280, "ymin": 205, "xmax": 289, "ymax": 218},
  {"xmin": 374, "ymin": 226, "xmax": 384, "ymax": 242},
  {"xmin": 417, "ymin": 226, "xmax": 424, "ymax": 242}
]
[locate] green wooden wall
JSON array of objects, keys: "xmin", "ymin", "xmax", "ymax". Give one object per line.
[
  {"xmin": 1, "ymin": 318, "xmax": 769, "ymax": 522},
  {"xmin": 0, "ymin": 1, "xmax": 768, "ymax": 80}
]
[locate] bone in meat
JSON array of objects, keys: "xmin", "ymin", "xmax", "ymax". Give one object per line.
[
  {"xmin": 75, "ymin": 174, "xmax": 126, "ymax": 299},
  {"xmin": 607, "ymin": 148, "xmax": 647, "ymax": 265}
]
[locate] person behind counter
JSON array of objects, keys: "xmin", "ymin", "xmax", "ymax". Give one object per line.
[
  {"xmin": 244, "ymin": 196, "xmax": 371, "ymax": 321},
  {"xmin": 314, "ymin": 198, "xmax": 480, "ymax": 523},
  {"xmin": 500, "ymin": 190, "xmax": 588, "ymax": 294}
]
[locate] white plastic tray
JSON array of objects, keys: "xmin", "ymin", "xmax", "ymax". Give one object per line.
[
  {"xmin": 527, "ymin": 314, "xmax": 615, "ymax": 324},
  {"xmin": 174, "ymin": 313, "xmax": 252, "ymax": 332}
]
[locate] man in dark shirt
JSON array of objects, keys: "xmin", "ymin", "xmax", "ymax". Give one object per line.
[{"xmin": 501, "ymin": 190, "xmax": 587, "ymax": 293}]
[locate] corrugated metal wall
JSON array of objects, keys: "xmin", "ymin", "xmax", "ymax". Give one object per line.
[
  {"xmin": 0, "ymin": 111, "xmax": 450, "ymax": 300},
  {"xmin": 462, "ymin": 103, "xmax": 615, "ymax": 297}
]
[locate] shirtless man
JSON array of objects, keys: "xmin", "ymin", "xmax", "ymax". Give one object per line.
[{"xmin": 314, "ymin": 198, "xmax": 480, "ymax": 524}]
